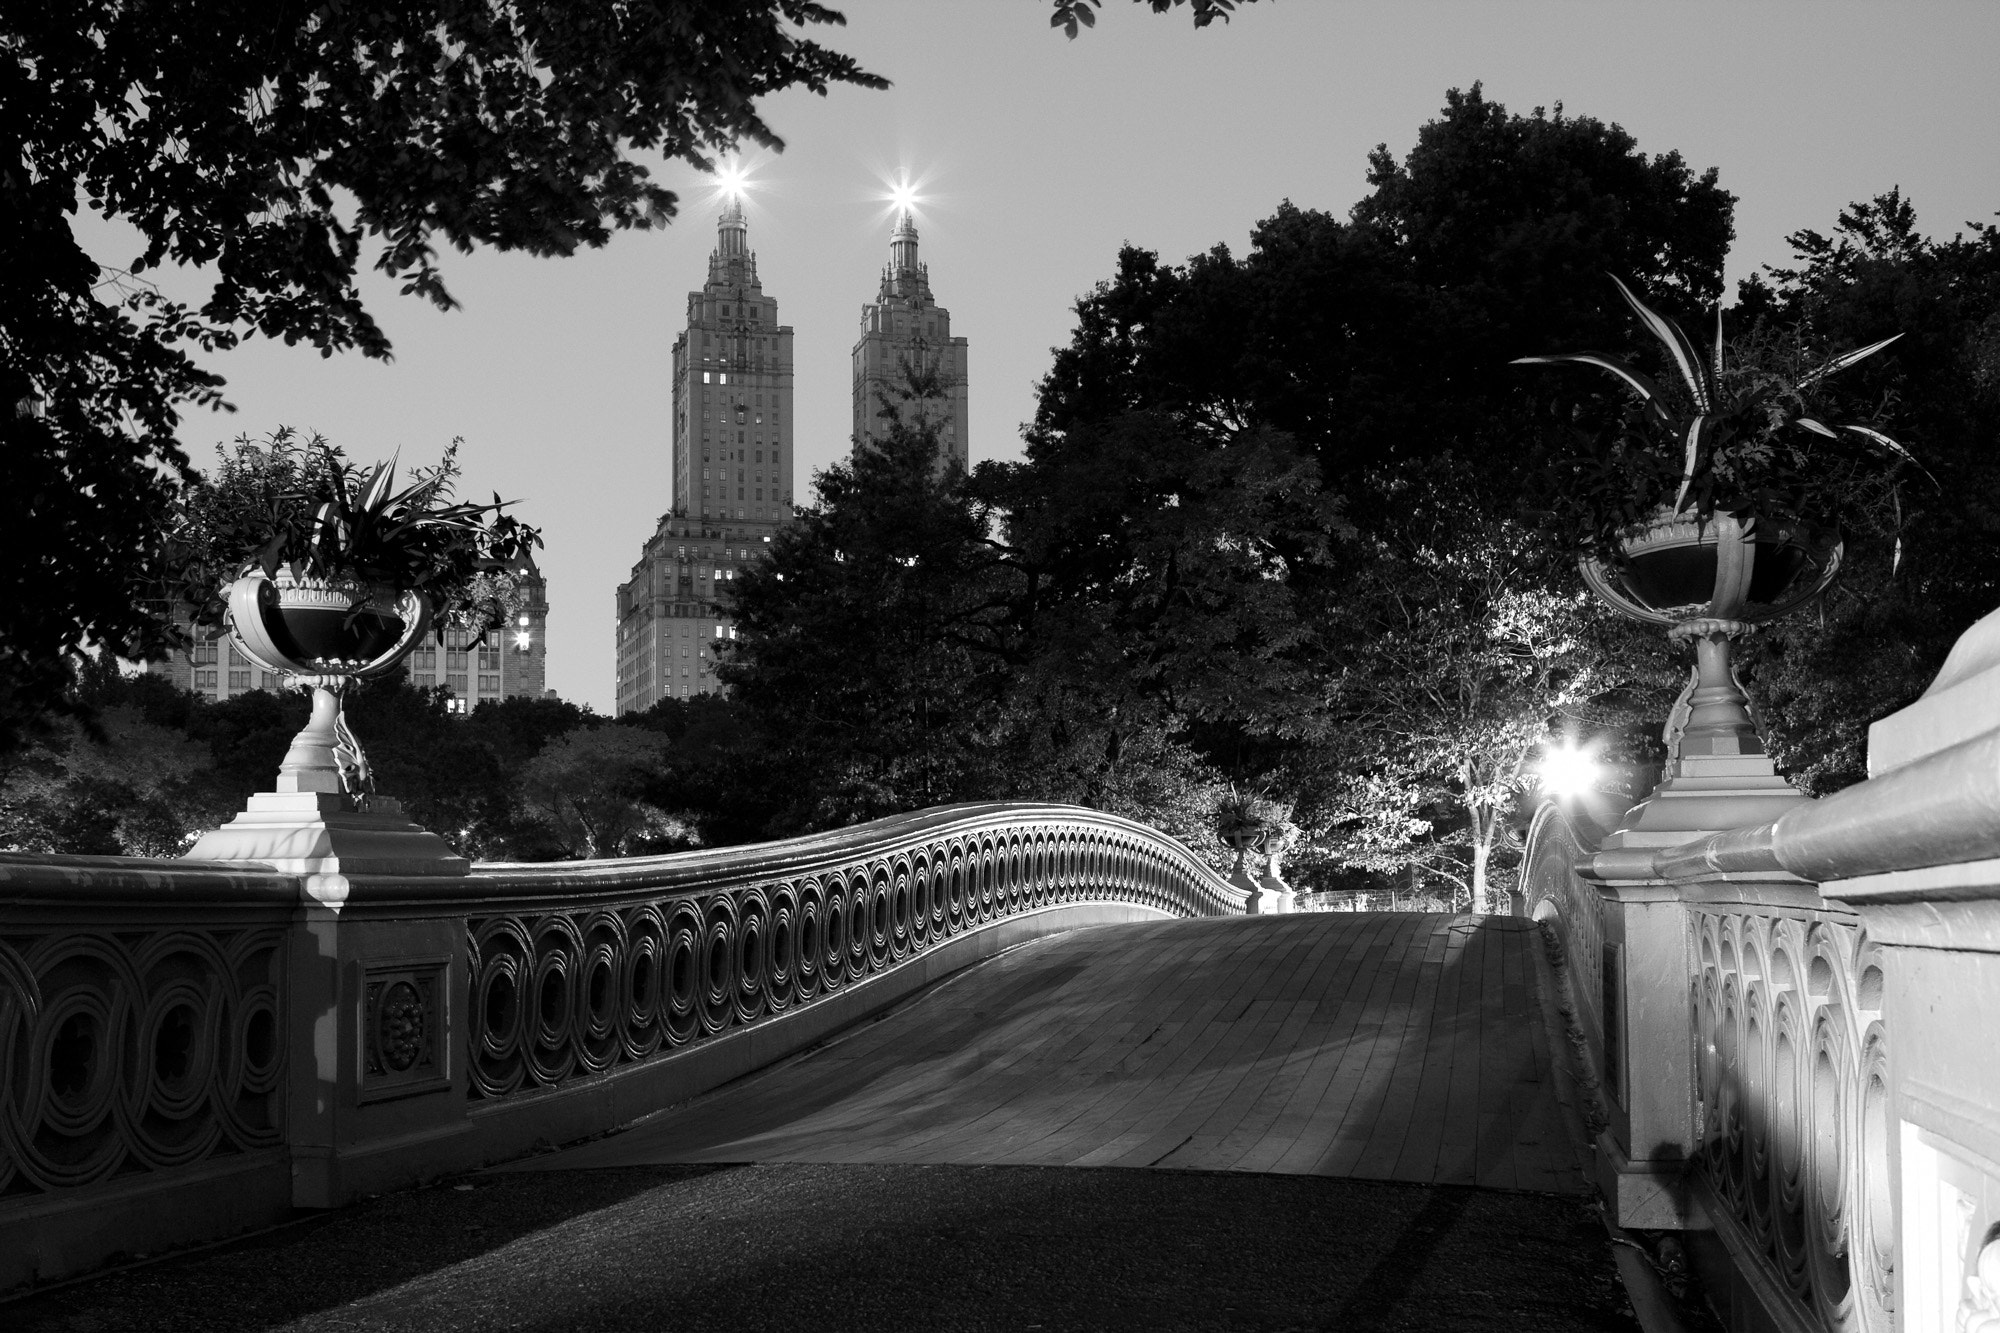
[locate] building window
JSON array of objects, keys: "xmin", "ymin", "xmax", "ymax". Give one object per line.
[
  {"xmin": 228, "ymin": 670, "xmax": 250, "ymax": 690},
  {"xmin": 478, "ymin": 674, "xmax": 500, "ymax": 694},
  {"xmin": 478, "ymin": 646, "xmax": 500, "ymax": 671},
  {"xmin": 195, "ymin": 670, "xmax": 218, "ymax": 690},
  {"xmin": 447, "ymin": 674, "xmax": 468, "ymax": 695}
]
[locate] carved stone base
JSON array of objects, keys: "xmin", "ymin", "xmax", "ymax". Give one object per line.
[
  {"xmin": 1596, "ymin": 1131, "xmax": 1708, "ymax": 1230},
  {"xmin": 184, "ymin": 792, "xmax": 470, "ymax": 877},
  {"xmin": 1591, "ymin": 754, "xmax": 1811, "ymax": 881}
]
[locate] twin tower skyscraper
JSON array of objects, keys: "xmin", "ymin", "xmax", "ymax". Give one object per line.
[{"xmin": 614, "ymin": 202, "xmax": 969, "ymax": 714}]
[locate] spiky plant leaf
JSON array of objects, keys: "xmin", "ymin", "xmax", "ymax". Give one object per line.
[
  {"xmin": 1841, "ymin": 424, "xmax": 1935, "ymax": 483},
  {"xmin": 1797, "ymin": 333, "xmax": 1904, "ymax": 388},
  {"xmin": 1509, "ymin": 353, "xmax": 1674, "ymax": 423},
  {"xmin": 1674, "ymin": 416, "xmax": 1711, "ymax": 512},
  {"xmin": 1610, "ymin": 274, "xmax": 1710, "ymax": 411}
]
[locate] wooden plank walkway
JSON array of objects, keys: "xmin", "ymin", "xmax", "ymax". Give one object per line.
[{"xmin": 523, "ymin": 913, "xmax": 1589, "ymax": 1193}]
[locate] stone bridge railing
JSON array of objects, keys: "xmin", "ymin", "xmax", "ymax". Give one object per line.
[
  {"xmin": 0, "ymin": 801, "xmax": 1242, "ymax": 1290},
  {"xmin": 1524, "ymin": 607, "xmax": 2000, "ymax": 1333}
]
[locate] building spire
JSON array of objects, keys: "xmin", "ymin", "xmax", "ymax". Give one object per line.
[
  {"xmin": 890, "ymin": 208, "xmax": 920, "ymax": 274},
  {"xmin": 717, "ymin": 197, "xmax": 748, "ymax": 259},
  {"xmin": 708, "ymin": 197, "xmax": 758, "ymax": 288}
]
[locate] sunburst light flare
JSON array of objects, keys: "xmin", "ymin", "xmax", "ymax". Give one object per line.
[{"xmin": 1537, "ymin": 740, "xmax": 1602, "ymax": 801}]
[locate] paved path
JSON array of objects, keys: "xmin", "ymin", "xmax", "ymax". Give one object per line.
[{"xmin": 527, "ymin": 912, "xmax": 1587, "ymax": 1192}]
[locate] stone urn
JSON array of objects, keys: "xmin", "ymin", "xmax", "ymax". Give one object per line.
[
  {"xmin": 224, "ymin": 570, "xmax": 431, "ymax": 795},
  {"xmin": 1583, "ymin": 508, "xmax": 1842, "ymax": 875},
  {"xmin": 183, "ymin": 570, "xmax": 467, "ymax": 878},
  {"xmin": 1580, "ymin": 506, "xmax": 1841, "ymax": 633},
  {"xmin": 1255, "ymin": 823, "xmax": 1298, "ymax": 915}
]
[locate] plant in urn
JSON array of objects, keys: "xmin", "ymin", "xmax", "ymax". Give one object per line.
[
  {"xmin": 168, "ymin": 431, "xmax": 539, "ymax": 876},
  {"xmin": 1216, "ymin": 790, "xmax": 1294, "ymax": 914},
  {"xmin": 1516, "ymin": 279, "xmax": 1922, "ymax": 870}
]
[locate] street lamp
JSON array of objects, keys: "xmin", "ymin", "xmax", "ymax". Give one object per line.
[{"xmin": 1537, "ymin": 741, "xmax": 1601, "ymax": 800}]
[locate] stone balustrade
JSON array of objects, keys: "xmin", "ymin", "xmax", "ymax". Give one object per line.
[
  {"xmin": 1523, "ymin": 604, "xmax": 2000, "ymax": 1332},
  {"xmin": 0, "ymin": 801, "xmax": 1242, "ymax": 1290}
]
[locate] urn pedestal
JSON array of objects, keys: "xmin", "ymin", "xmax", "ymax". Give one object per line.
[{"xmin": 183, "ymin": 572, "xmax": 468, "ymax": 882}]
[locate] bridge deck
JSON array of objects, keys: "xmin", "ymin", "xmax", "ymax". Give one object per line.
[{"xmin": 532, "ymin": 912, "xmax": 1589, "ymax": 1192}]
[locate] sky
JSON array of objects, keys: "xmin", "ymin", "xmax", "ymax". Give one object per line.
[{"xmin": 80, "ymin": 1, "xmax": 2000, "ymax": 712}]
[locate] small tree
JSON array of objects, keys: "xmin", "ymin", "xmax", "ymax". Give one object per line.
[{"xmin": 518, "ymin": 728, "xmax": 685, "ymax": 860}]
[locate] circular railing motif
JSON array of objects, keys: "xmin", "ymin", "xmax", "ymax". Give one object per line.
[
  {"xmin": 465, "ymin": 816, "xmax": 1237, "ymax": 1102},
  {"xmin": 0, "ymin": 928, "xmax": 285, "ymax": 1197},
  {"xmin": 1691, "ymin": 909, "xmax": 1890, "ymax": 1333}
]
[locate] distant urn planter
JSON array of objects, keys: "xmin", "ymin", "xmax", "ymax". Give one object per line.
[{"xmin": 1216, "ymin": 797, "xmax": 1294, "ymax": 915}]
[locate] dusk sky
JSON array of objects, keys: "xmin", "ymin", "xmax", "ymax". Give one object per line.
[{"xmin": 81, "ymin": 1, "xmax": 2000, "ymax": 711}]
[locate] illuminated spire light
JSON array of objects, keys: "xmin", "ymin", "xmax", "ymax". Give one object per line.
[{"xmin": 715, "ymin": 157, "xmax": 751, "ymax": 202}]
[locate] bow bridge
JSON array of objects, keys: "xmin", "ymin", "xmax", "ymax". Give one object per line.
[{"xmin": 9, "ymin": 610, "xmax": 2000, "ymax": 1331}]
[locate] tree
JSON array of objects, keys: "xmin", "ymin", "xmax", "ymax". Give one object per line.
[
  {"xmin": 721, "ymin": 376, "xmax": 1012, "ymax": 832},
  {"xmin": 4, "ymin": 1, "xmax": 886, "ymax": 752},
  {"xmin": 974, "ymin": 411, "xmax": 1343, "ymax": 854},
  {"xmin": 1731, "ymin": 192, "xmax": 2000, "ymax": 791},
  {"xmin": 1021, "ymin": 87, "xmax": 1736, "ymax": 893},
  {"xmin": 518, "ymin": 727, "xmax": 686, "ymax": 859},
  {"xmin": 1033, "ymin": 86, "xmax": 1737, "ymax": 518},
  {"xmin": 1305, "ymin": 507, "xmax": 1676, "ymax": 911},
  {"xmin": 0, "ymin": 702, "xmax": 225, "ymax": 856}
]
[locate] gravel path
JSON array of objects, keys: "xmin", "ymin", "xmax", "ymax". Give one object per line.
[{"xmin": 7, "ymin": 1163, "xmax": 1638, "ymax": 1332}]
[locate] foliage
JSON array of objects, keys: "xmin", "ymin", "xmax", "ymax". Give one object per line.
[
  {"xmin": 1214, "ymin": 789, "xmax": 1290, "ymax": 845},
  {"xmin": 985, "ymin": 413, "xmax": 1344, "ymax": 744},
  {"xmin": 1517, "ymin": 276, "xmax": 1919, "ymax": 558},
  {"xmin": 518, "ymin": 728, "xmax": 690, "ymax": 859},
  {"xmin": 164, "ymin": 428, "xmax": 540, "ymax": 641},
  {"xmin": 1031, "ymin": 87, "xmax": 1737, "ymax": 531},
  {"xmin": 719, "ymin": 379, "xmax": 1012, "ymax": 832},
  {"xmin": 1301, "ymin": 505, "xmax": 1678, "ymax": 910},
  {"xmin": 4, "ymin": 0, "xmax": 885, "ymax": 753},
  {"xmin": 0, "ymin": 703, "xmax": 226, "ymax": 857},
  {"xmin": 1731, "ymin": 192, "xmax": 2000, "ymax": 791},
  {"xmin": 1050, "ymin": 0, "xmax": 1253, "ymax": 39}
]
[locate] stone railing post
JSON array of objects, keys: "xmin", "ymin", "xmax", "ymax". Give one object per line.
[{"xmin": 1566, "ymin": 635, "xmax": 1816, "ymax": 1231}]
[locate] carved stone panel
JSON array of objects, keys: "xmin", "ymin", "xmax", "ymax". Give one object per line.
[{"xmin": 359, "ymin": 959, "xmax": 449, "ymax": 1102}]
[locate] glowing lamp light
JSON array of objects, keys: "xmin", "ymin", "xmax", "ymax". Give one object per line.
[
  {"xmin": 715, "ymin": 158, "xmax": 751, "ymax": 201},
  {"xmin": 887, "ymin": 179, "xmax": 919, "ymax": 215},
  {"xmin": 513, "ymin": 630, "xmax": 532, "ymax": 651},
  {"xmin": 1537, "ymin": 741, "xmax": 1601, "ymax": 800}
]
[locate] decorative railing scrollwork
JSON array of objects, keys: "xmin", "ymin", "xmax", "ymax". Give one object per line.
[
  {"xmin": 1691, "ymin": 906, "xmax": 1893, "ymax": 1333},
  {"xmin": 463, "ymin": 805, "xmax": 1241, "ymax": 1101},
  {"xmin": 0, "ymin": 920, "xmax": 287, "ymax": 1198}
]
